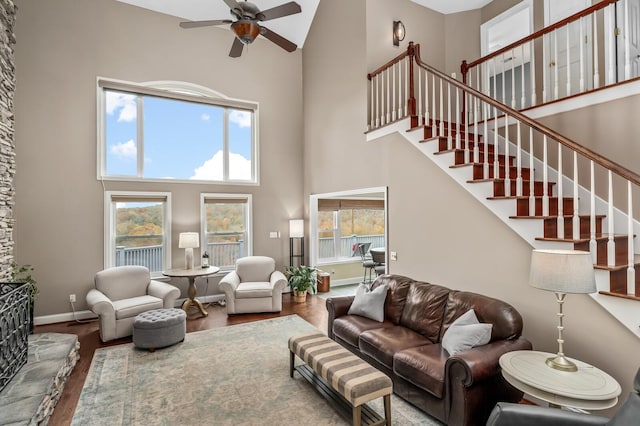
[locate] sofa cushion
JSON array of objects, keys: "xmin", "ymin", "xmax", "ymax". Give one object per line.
[
  {"xmin": 441, "ymin": 309, "xmax": 492, "ymax": 355},
  {"xmin": 399, "ymin": 282, "xmax": 450, "ymax": 343},
  {"xmin": 359, "ymin": 326, "xmax": 432, "ymax": 368},
  {"xmin": 440, "ymin": 291, "xmax": 523, "ymax": 342},
  {"xmin": 113, "ymin": 295, "xmax": 163, "ymax": 320},
  {"xmin": 333, "ymin": 316, "xmax": 394, "ymax": 349},
  {"xmin": 235, "ymin": 282, "xmax": 273, "ymax": 298},
  {"xmin": 372, "ymin": 275, "xmax": 412, "ymax": 324},
  {"xmin": 348, "ymin": 283, "xmax": 388, "ymax": 322},
  {"xmin": 394, "ymin": 344, "xmax": 448, "ymax": 398}
]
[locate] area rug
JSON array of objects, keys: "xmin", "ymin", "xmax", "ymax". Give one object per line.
[
  {"xmin": 72, "ymin": 315, "xmax": 442, "ymax": 425},
  {"xmin": 316, "ymin": 283, "xmax": 359, "ymax": 300}
]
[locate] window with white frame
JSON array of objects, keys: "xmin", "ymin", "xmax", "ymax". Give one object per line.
[
  {"xmin": 97, "ymin": 79, "xmax": 258, "ymax": 184},
  {"xmin": 200, "ymin": 193, "xmax": 252, "ymax": 271},
  {"xmin": 105, "ymin": 191, "xmax": 171, "ymax": 277}
]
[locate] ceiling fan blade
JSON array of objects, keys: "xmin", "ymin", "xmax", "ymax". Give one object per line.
[
  {"xmin": 257, "ymin": 1, "xmax": 302, "ymax": 21},
  {"xmin": 229, "ymin": 37, "xmax": 244, "ymax": 58},
  {"xmin": 260, "ymin": 27, "xmax": 297, "ymax": 52},
  {"xmin": 179, "ymin": 19, "xmax": 232, "ymax": 29},
  {"xmin": 222, "ymin": 0, "xmax": 240, "ymax": 11}
]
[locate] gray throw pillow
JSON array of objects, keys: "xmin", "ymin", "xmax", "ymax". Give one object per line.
[
  {"xmin": 348, "ymin": 283, "xmax": 389, "ymax": 322},
  {"xmin": 441, "ymin": 309, "xmax": 492, "ymax": 355}
]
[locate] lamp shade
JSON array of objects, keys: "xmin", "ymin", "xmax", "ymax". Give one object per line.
[
  {"xmin": 178, "ymin": 232, "xmax": 199, "ymax": 249},
  {"xmin": 289, "ymin": 219, "xmax": 304, "ymax": 238},
  {"xmin": 529, "ymin": 249, "xmax": 596, "ymax": 294}
]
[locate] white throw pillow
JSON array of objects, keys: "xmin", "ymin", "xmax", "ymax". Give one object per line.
[
  {"xmin": 441, "ymin": 309, "xmax": 492, "ymax": 355},
  {"xmin": 348, "ymin": 283, "xmax": 389, "ymax": 322}
]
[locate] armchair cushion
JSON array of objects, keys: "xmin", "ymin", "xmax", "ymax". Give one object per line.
[
  {"xmin": 220, "ymin": 256, "xmax": 285, "ymax": 314},
  {"xmin": 235, "ymin": 282, "xmax": 274, "ymax": 299},
  {"xmin": 113, "ymin": 295, "xmax": 163, "ymax": 320}
]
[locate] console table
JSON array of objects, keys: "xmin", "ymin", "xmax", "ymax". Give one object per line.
[
  {"xmin": 500, "ymin": 350, "xmax": 621, "ymax": 410},
  {"xmin": 163, "ymin": 266, "xmax": 219, "ymax": 317}
]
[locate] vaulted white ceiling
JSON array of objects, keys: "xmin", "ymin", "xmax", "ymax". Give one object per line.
[{"xmin": 116, "ymin": 0, "xmax": 491, "ymax": 51}]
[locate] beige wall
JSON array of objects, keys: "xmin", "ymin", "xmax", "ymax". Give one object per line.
[
  {"xmin": 14, "ymin": 0, "xmax": 304, "ymax": 316},
  {"xmin": 303, "ymin": 0, "xmax": 640, "ymax": 412}
]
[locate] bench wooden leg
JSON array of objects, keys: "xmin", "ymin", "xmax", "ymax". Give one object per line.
[
  {"xmin": 290, "ymin": 350, "xmax": 295, "ymax": 378},
  {"xmin": 383, "ymin": 394, "xmax": 391, "ymax": 426},
  {"xmin": 352, "ymin": 405, "xmax": 361, "ymax": 426}
]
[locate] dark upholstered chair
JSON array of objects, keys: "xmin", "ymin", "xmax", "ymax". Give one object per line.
[{"xmin": 486, "ymin": 367, "xmax": 640, "ymax": 426}]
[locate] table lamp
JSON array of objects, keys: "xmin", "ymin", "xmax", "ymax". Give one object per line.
[
  {"xmin": 529, "ymin": 249, "xmax": 596, "ymax": 372},
  {"xmin": 179, "ymin": 232, "xmax": 199, "ymax": 270}
]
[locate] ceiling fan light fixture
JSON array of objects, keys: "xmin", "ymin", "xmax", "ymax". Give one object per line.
[{"xmin": 231, "ymin": 19, "xmax": 261, "ymax": 44}]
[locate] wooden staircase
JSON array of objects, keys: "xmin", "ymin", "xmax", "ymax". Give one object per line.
[{"xmin": 409, "ymin": 120, "xmax": 640, "ymax": 302}]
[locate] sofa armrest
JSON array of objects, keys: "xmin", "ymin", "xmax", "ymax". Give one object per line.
[
  {"xmin": 326, "ymin": 295, "xmax": 355, "ymax": 339},
  {"xmin": 270, "ymin": 270, "xmax": 287, "ymax": 292},
  {"xmin": 486, "ymin": 402, "xmax": 608, "ymax": 426},
  {"xmin": 446, "ymin": 337, "xmax": 533, "ymax": 386},
  {"xmin": 86, "ymin": 288, "xmax": 115, "ymax": 316},
  {"xmin": 147, "ymin": 279, "xmax": 180, "ymax": 308}
]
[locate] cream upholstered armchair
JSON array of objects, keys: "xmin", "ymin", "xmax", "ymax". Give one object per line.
[
  {"xmin": 219, "ymin": 256, "xmax": 287, "ymax": 314},
  {"xmin": 86, "ymin": 265, "xmax": 180, "ymax": 342}
]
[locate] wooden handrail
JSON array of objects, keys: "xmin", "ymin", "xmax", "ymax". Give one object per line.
[
  {"xmin": 461, "ymin": 0, "xmax": 617, "ymax": 77},
  {"xmin": 413, "ymin": 43, "xmax": 640, "ymax": 187},
  {"xmin": 368, "ymin": 45, "xmax": 414, "ymax": 80}
]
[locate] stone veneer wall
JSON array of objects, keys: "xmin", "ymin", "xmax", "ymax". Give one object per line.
[{"xmin": 0, "ymin": 0, "xmax": 15, "ymax": 279}]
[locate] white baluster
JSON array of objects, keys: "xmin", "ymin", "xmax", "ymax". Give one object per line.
[
  {"xmin": 473, "ymin": 96, "xmax": 479, "ymax": 164},
  {"xmin": 543, "ymin": 135, "xmax": 549, "ymax": 217},
  {"xmin": 369, "ymin": 78, "xmax": 373, "ymax": 130},
  {"xmin": 440, "ymin": 79, "xmax": 445, "ymax": 138},
  {"xmin": 417, "ymin": 67, "xmax": 422, "ymax": 125},
  {"xmin": 606, "ymin": 5, "xmax": 615, "ymax": 85},
  {"xmin": 484, "ymin": 102, "xmax": 489, "ymax": 179},
  {"xmin": 516, "ymin": 121, "xmax": 523, "ymax": 196},
  {"xmin": 455, "ymin": 86, "xmax": 460, "ymax": 150},
  {"xmin": 608, "ymin": 170, "xmax": 615, "ymax": 267},
  {"xmin": 529, "ymin": 127, "xmax": 536, "ymax": 216},
  {"xmin": 404, "ymin": 57, "xmax": 409, "ymax": 116},
  {"xmin": 590, "ymin": 160, "xmax": 597, "ymax": 262},
  {"xmin": 579, "ymin": 17, "xmax": 585, "ymax": 93},
  {"xmin": 381, "ymin": 70, "xmax": 386, "ymax": 126},
  {"xmin": 432, "ymin": 74, "xmax": 436, "ymax": 130},
  {"xmin": 425, "ymin": 70, "xmax": 430, "ymax": 125},
  {"xmin": 387, "ymin": 68, "xmax": 391, "ymax": 124},
  {"xmin": 566, "ymin": 24, "xmax": 571, "ymax": 96},
  {"xmin": 593, "ymin": 12, "xmax": 600, "ymax": 89},
  {"xmin": 531, "ymin": 39, "xmax": 537, "ymax": 106},
  {"xmin": 543, "ymin": 33, "xmax": 548, "ymax": 103},
  {"xmin": 504, "ymin": 115, "xmax": 511, "ymax": 196},
  {"xmin": 573, "ymin": 152, "xmax": 580, "ymax": 240},
  {"xmin": 554, "ymin": 31, "xmax": 559, "ymax": 100},
  {"xmin": 447, "ymin": 82, "xmax": 452, "ymax": 149},
  {"xmin": 494, "ymin": 110, "xmax": 499, "ymax": 180},
  {"xmin": 465, "ymin": 92, "xmax": 470, "ymax": 162},
  {"xmin": 520, "ymin": 45, "xmax": 526, "ymax": 109},
  {"xmin": 511, "ymin": 48, "xmax": 516, "ymax": 108},
  {"xmin": 627, "ymin": 181, "xmax": 635, "ymax": 295},
  {"xmin": 375, "ymin": 75, "xmax": 379, "ymax": 128},
  {"xmin": 501, "ymin": 52, "xmax": 507, "ymax": 105},
  {"xmin": 625, "ymin": 0, "xmax": 632, "ymax": 80},
  {"xmin": 398, "ymin": 62, "xmax": 403, "ymax": 119},
  {"xmin": 557, "ymin": 144, "xmax": 564, "ymax": 239},
  {"xmin": 392, "ymin": 63, "xmax": 396, "ymax": 122}
]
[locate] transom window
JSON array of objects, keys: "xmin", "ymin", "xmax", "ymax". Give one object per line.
[
  {"xmin": 200, "ymin": 193, "xmax": 252, "ymax": 271},
  {"xmin": 97, "ymin": 79, "xmax": 258, "ymax": 184},
  {"xmin": 104, "ymin": 191, "xmax": 171, "ymax": 277}
]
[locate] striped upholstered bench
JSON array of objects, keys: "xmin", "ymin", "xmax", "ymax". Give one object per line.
[{"xmin": 288, "ymin": 331, "xmax": 392, "ymax": 426}]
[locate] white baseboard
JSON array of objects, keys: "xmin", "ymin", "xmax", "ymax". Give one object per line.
[{"xmin": 34, "ymin": 294, "xmax": 227, "ymax": 326}]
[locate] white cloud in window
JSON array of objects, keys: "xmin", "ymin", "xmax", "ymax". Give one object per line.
[
  {"xmin": 190, "ymin": 150, "xmax": 251, "ymax": 180},
  {"xmin": 110, "ymin": 139, "xmax": 137, "ymax": 159},
  {"xmin": 229, "ymin": 110, "xmax": 252, "ymax": 128},
  {"xmin": 105, "ymin": 92, "xmax": 137, "ymax": 122},
  {"xmin": 201, "ymin": 113, "xmax": 210, "ymax": 121}
]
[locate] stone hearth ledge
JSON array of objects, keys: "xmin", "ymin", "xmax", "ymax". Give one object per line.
[{"xmin": 0, "ymin": 333, "xmax": 80, "ymax": 425}]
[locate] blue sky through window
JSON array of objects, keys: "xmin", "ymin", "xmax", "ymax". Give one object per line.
[{"xmin": 105, "ymin": 90, "xmax": 253, "ymax": 181}]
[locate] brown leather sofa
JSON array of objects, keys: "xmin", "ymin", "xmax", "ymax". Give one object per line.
[{"xmin": 326, "ymin": 275, "xmax": 532, "ymax": 426}]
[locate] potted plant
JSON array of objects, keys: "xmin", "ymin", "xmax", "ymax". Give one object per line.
[
  {"xmin": 286, "ymin": 265, "xmax": 317, "ymax": 303},
  {"xmin": 10, "ymin": 262, "xmax": 38, "ymax": 333}
]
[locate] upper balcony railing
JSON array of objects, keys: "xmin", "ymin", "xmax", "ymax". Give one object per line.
[{"xmin": 461, "ymin": 0, "xmax": 639, "ymax": 112}]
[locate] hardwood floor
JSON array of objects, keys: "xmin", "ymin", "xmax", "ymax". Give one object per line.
[{"xmin": 35, "ymin": 293, "xmax": 329, "ymax": 426}]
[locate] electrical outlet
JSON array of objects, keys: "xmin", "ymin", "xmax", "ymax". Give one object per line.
[
  {"xmin": 69, "ymin": 294, "xmax": 76, "ymax": 303},
  {"xmin": 390, "ymin": 251, "xmax": 398, "ymax": 261}
]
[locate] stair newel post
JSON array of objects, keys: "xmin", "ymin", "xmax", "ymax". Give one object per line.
[
  {"xmin": 407, "ymin": 43, "xmax": 414, "ymax": 121},
  {"xmin": 542, "ymin": 135, "xmax": 550, "ymax": 217},
  {"xmin": 516, "ymin": 121, "xmax": 523, "ymax": 197},
  {"xmin": 608, "ymin": 170, "xmax": 615, "ymax": 267},
  {"xmin": 572, "ymin": 152, "xmax": 580, "ymax": 240},
  {"xmin": 504, "ymin": 115, "xmax": 511, "ymax": 197},
  {"xmin": 590, "ymin": 161, "xmax": 597, "ymax": 262},
  {"xmin": 627, "ymin": 181, "xmax": 635, "ymax": 295},
  {"xmin": 557, "ymin": 144, "xmax": 565, "ymax": 239}
]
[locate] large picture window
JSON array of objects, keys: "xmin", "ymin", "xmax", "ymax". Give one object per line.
[
  {"xmin": 200, "ymin": 193, "xmax": 252, "ymax": 271},
  {"xmin": 98, "ymin": 79, "xmax": 258, "ymax": 184},
  {"xmin": 104, "ymin": 191, "xmax": 171, "ymax": 277}
]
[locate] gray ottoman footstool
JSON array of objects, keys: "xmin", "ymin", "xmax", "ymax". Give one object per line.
[{"xmin": 133, "ymin": 308, "xmax": 186, "ymax": 351}]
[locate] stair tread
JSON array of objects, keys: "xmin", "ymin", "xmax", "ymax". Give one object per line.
[
  {"xmin": 509, "ymin": 214, "xmax": 606, "ymax": 219},
  {"xmin": 598, "ymin": 291, "xmax": 640, "ymax": 302},
  {"xmin": 536, "ymin": 233, "xmax": 631, "ymax": 243}
]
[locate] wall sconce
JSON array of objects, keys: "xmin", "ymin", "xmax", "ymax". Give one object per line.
[{"xmin": 393, "ymin": 20, "xmax": 405, "ymax": 46}]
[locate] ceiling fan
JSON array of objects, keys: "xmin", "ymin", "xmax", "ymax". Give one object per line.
[{"xmin": 179, "ymin": 0, "xmax": 302, "ymax": 58}]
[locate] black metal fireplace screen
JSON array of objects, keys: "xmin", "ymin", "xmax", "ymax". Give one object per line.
[{"xmin": 0, "ymin": 282, "xmax": 29, "ymax": 393}]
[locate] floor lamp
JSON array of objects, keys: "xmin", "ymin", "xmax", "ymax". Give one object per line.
[
  {"xmin": 529, "ymin": 249, "xmax": 596, "ymax": 372},
  {"xmin": 289, "ymin": 219, "xmax": 304, "ymax": 267}
]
